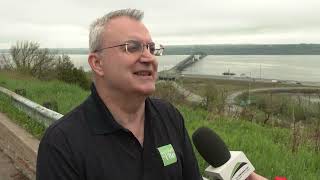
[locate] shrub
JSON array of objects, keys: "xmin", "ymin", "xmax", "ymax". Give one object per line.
[
  {"xmin": 203, "ymin": 83, "xmax": 227, "ymax": 114},
  {"xmin": 152, "ymin": 81, "xmax": 185, "ymax": 104},
  {"xmin": 55, "ymin": 55, "xmax": 90, "ymax": 90}
]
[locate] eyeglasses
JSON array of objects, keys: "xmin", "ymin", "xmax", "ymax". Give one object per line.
[{"xmin": 93, "ymin": 40, "xmax": 164, "ymax": 56}]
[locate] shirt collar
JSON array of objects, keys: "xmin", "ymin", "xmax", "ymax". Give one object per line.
[{"xmin": 85, "ymin": 84, "xmax": 157, "ymax": 135}]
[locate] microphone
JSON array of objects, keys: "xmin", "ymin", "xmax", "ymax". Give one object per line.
[{"xmin": 193, "ymin": 127, "xmax": 255, "ymax": 180}]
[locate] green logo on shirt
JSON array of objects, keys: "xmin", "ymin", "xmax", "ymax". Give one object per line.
[{"xmin": 157, "ymin": 144, "xmax": 177, "ymax": 166}]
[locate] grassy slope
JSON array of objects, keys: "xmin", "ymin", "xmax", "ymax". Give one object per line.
[
  {"xmin": 0, "ymin": 71, "xmax": 89, "ymax": 114},
  {"xmin": 0, "ymin": 71, "xmax": 319, "ymax": 179},
  {"xmin": 180, "ymin": 105, "xmax": 320, "ymax": 179},
  {"xmin": 0, "ymin": 93, "xmax": 46, "ymax": 139}
]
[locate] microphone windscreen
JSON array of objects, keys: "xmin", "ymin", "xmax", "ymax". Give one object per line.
[{"xmin": 192, "ymin": 127, "xmax": 231, "ymax": 168}]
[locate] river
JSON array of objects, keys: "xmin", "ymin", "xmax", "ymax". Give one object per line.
[{"xmin": 69, "ymin": 54, "xmax": 320, "ymax": 83}]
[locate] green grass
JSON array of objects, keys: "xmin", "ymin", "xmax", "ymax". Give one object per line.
[
  {"xmin": 0, "ymin": 71, "xmax": 89, "ymax": 114},
  {"xmin": 0, "ymin": 70, "xmax": 319, "ymax": 179},
  {"xmin": 0, "ymin": 93, "xmax": 46, "ymax": 139},
  {"xmin": 179, "ymin": 106, "xmax": 320, "ymax": 179}
]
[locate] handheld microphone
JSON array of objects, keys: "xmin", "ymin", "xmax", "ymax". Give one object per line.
[{"xmin": 193, "ymin": 127, "xmax": 255, "ymax": 180}]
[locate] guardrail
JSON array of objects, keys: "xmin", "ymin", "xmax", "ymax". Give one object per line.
[{"xmin": 0, "ymin": 86, "xmax": 63, "ymax": 127}]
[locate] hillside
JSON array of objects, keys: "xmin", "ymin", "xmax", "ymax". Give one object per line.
[{"xmin": 0, "ymin": 71, "xmax": 319, "ymax": 179}]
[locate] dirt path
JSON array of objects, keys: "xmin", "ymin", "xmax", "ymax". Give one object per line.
[{"xmin": 0, "ymin": 148, "xmax": 28, "ymax": 180}]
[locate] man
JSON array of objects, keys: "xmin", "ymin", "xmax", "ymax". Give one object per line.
[
  {"xmin": 36, "ymin": 9, "xmax": 202, "ymax": 180},
  {"xmin": 36, "ymin": 8, "xmax": 266, "ymax": 180}
]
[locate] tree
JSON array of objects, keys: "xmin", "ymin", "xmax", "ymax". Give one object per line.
[
  {"xmin": 0, "ymin": 53, "xmax": 13, "ymax": 70},
  {"xmin": 10, "ymin": 41, "xmax": 40, "ymax": 72},
  {"xmin": 8, "ymin": 41, "xmax": 90, "ymax": 89},
  {"xmin": 9, "ymin": 41, "xmax": 58, "ymax": 79},
  {"xmin": 31, "ymin": 48, "xmax": 58, "ymax": 79}
]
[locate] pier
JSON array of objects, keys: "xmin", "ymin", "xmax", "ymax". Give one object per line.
[{"xmin": 158, "ymin": 52, "xmax": 207, "ymax": 80}]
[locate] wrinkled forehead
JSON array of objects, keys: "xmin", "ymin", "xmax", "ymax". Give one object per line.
[{"xmin": 103, "ymin": 16, "xmax": 152, "ymax": 45}]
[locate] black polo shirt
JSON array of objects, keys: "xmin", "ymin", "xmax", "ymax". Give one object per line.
[{"xmin": 36, "ymin": 85, "xmax": 202, "ymax": 180}]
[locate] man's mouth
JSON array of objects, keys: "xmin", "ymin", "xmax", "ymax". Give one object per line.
[{"xmin": 134, "ymin": 71, "xmax": 152, "ymax": 76}]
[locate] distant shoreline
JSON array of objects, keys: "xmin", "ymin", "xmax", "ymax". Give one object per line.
[
  {"xmin": 179, "ymin": 73, "xmax": 320, "ymax": 87},
  {"xmin": 1, "ymin": 44, "xmax": 320, "ymax": 55}
]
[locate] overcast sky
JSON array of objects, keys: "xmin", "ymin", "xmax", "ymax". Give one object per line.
[{"xmin": 1, "ymin": 0, "xmax": 319, "ymax": 48}]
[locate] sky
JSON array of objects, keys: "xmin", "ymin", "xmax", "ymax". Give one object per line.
[{"xmin": 0, "ymin": 0, "xmax": 319, "ymax": 48}]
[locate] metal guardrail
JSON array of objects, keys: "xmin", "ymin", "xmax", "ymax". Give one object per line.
[{"xmin": 0, "ymin": 86, "xmax": 63, "ymax": 127}]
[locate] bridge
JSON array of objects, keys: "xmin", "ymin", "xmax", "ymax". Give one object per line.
[{"xmin": 158, "ymin": 52, "xmax": 207, "ymax": 80}]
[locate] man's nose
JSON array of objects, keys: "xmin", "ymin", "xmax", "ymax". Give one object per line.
[{"xmin": 140, "ymin": 46, "xmax": 155, "ymax": 62}]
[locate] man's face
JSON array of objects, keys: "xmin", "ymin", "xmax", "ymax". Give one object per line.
[{"xmin": 97, "ymin": 16, "xmax": 158, "ymax": 96}]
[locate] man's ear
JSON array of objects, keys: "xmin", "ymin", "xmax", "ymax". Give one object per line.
[{"xmin": 88, "ymin": 53, "xmax": 104, "ymax": 76}]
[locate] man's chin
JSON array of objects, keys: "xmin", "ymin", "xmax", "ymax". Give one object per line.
[{"xmin": 136, "ymin": 86, "xmax": 155, "ymax": 96}]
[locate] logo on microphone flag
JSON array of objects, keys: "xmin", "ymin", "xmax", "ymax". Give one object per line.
[
  {"xmin": 231, "ymin": 162, "xmax": 250, "ymax": 180},
  {"xmin": 157, "ymin": 144, "xmax": 177, "ymax": 166}
]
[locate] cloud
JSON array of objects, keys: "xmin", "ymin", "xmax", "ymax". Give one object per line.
[{"xmin": 0, "ymin": 0, "xmax": 319, "ymax": 48}]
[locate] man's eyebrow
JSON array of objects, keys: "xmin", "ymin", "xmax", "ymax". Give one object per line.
[{"xmin": 125, "ymin": 35, "xmax": 153, "ymax": 42}]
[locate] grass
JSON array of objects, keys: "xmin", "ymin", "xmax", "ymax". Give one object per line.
[
  {"xmin": 180, "ymin": 105, "xmax": 320, "ymax": 179},
  {"xmin": 0, "ymin": 71, "xmax": 89, "ymax": 114},
  {"xmin": 0, "ymin": 93, "xmax": 46, "ymax": 139},
  {"xmin": 0, "ymin": 70, "xmax": 319, "ymax": 179}
]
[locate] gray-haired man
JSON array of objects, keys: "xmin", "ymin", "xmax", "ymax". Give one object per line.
[{"xmin": 36, "ymin": 9, "xmax": 202, "ymax": 180}]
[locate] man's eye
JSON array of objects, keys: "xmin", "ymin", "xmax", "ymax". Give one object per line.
[
  {"xmin": 127, "ymin": 43, "xmax": 141, "ymax": 53},
  {"xmin": 149, "ymin": 45, "xmax": 155, "ymax": 53}
]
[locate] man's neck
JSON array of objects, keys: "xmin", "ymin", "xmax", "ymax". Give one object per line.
[{"xmin": 95, "ymin": 83, "xmax": 146, "ymax": 145}]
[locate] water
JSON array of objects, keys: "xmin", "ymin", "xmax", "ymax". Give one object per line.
[
  {"xmin": 183, "ymin": 55, "xmax": 320, "ymax": 82},
  {"xmin": 68, "ymin": 54, "xmax": 90, "ymax": 71},
  {"xmin": 69, "ymin": 54, "xmax": 320, "ymax": 82},
  {"xmin": 68, "ymin": 55, "xmax": 189, "ymax": 72}
]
